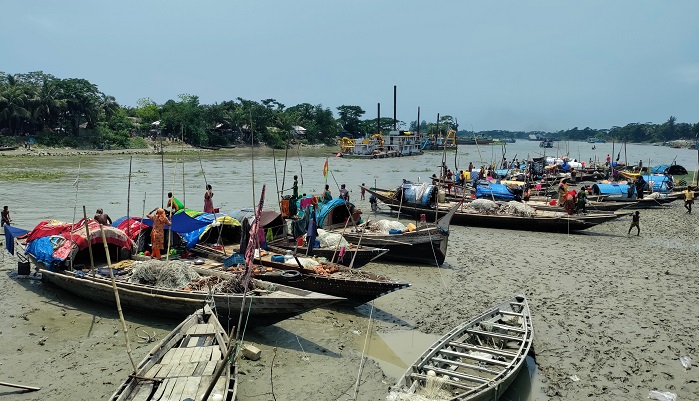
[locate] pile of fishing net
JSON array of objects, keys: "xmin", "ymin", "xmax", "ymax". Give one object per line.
[
  {"xmin": 129, "ymin": 260, "xmax": 200, "ymax": 289},
  {"xmin": 129, "ymin": 259, "xmax": 256, "ymax": 293},
  {"xmin": 285, "ymin": 257, "xmax": 320, "ymax": 269},
  {"xmin": 386, "ymin": 371, "xmax": 452, "ymax": 401},
  {"xmin": 468, "ymin": 199, "xmax": 498, "ymax": 213},
  {"xmin": 499, "ymin": 201, "xmax": 534, "ymax": 217},
  {"xmin": 315, "ymin": 229, "xmax": 350, "ymax": 248},
  {"xmin": 370, "ymin": 220, "xmax": 407, "ymax": 234}
]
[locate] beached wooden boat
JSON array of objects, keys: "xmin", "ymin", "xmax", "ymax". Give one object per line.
[
  {"xmin": 524, "ymin": 199, "xmax": 631, "ymax": 212},
  {"xmin": 0, "ymin": 146, "xmax": 19, "ymax": 151},
  {"xmin": 388, "ymin": 295, "xmax": 533, "ymax": 401},
  {"xmin": 366, "ymin": 187, "xmax": 622, "ymax": 232},
  {"xmin": 192, "ymin": 244, "xmax": 410, "ymax": 303},
  {"xmin": 37, "ymin": 266, "xmax": 342, "ymax": 325},
  {"xmin": 111, "ymin": 305, "xmax": 237, "ymax": 401},
  {"xmin": 266, "ymin": 240, "xmax": 389, "ymax": 268},
  {"xmin": 314, "ymin": 192, "xmax": 460, "ymax": 265}
]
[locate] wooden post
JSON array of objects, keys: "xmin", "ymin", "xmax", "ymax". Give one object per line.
[
  {"xmin": 82, "ymin": 206, "xmax": 95, "ymax": 277},
  {"xmin": 99, "ymin": 224, "xmax": 138, "ymax": 374}
]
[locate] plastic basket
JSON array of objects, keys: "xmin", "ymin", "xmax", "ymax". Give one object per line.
[{"xmin": 223, "ymin": 253, "xmax": 245, "ymax": 268}]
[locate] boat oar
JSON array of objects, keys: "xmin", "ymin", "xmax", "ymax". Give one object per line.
[{"xmin": 0, "ymin": 381, "xmax": 40, "ymax": 392}]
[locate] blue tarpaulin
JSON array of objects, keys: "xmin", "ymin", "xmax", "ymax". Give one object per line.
[
  {"xmin": 315, "ymin": 198, "xmax": 347, "ymax": 227},
  {"xmin": 25, "ymin": 236, "xmax": 63, "ymax": 267},
  {"xmin": 401, "ymin": 183, "xmax": 435, "ymax": 206},
  {"xmin": 141, "ymin": 211, "xmax": 210, "ymax": 234},
  {"xmin": 476, "ymin": 183, "xmax": 515, "ymax": 200},
  {"xmin": 592, "ymin": 183, "xmax": 631, "ymax": 196},
  {"xmin": 3, "ymin": 225, "xmax": 29, "ymax": 255}
]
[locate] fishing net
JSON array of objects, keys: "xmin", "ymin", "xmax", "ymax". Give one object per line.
[
  {"xmin": 371, "ymin": 220, "xmax": 408, "ymax": 234},
  {"xmin": 499, "ymin": 201, "xmax": 534, "ymax": 217},
  {"xmin": 285, "ymin": 257, "xmax": 320, "ymax": 269},
  {"xmin": 129, "ymin": 260, "xmax": 200, "ymax": 289},
  {"xmin": 315, "ymin": 229, "xmax": 350, "ymax": 248},
  {"xmin": 128, "ymin": 259, "xmax": 258, "ymax": 293},
  {"xmin": 469, "ymin": 199, "xmax": 498, "ymax": 213},
  {"xmin": 387, "ymin": 370, "xmax": 451, "ymax": 400}
]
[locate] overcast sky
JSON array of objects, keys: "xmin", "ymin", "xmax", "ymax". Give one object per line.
[{"xmin": 2, "ymin": 1, "xmax": 698, "ymax": 131}]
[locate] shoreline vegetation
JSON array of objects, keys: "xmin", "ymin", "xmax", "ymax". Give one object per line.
[{"xmin": 2, "ymin": 71, "xmax": 699, "ymax": 152}]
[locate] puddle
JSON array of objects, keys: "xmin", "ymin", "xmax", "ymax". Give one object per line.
[{"xmin": 355, "ymin": 330, "xmax": 549, "ymax": 401}]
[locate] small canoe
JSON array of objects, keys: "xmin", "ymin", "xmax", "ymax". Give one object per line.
[
  {"xmin": 111, "ymin": 305, "xmax": 237, "ymax": 401},
  {"xmin": 389, "ymin": 295, "xmax": 533, "ymax": 401},
  {"xmin": 266, "ymin": 240, "xmax": 388, "ymax": 268}
]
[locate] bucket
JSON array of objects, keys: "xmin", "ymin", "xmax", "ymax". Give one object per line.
[{"xmin": 18, "ymin": 261, "xmax": 31, "ymax": 275}]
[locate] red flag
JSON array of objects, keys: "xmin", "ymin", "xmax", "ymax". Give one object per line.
[
  {"xmin": 322, "ymin": 158, "xmax": 328, "ymax": 178},
  {"xmin": 243, "ymin": 185, "xmax": 266, "ymax": 287}
]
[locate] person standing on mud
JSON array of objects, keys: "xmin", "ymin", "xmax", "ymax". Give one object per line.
[
  {"xmin": 684, "ymin": 187, "xmax": 694, "ymax": 213},
  {"xmin": 1, "ymin": 206, "xmax": 11, "ymax": 227},
  {"xmin": 628, "ymin": 211, "xmax": 640, "ymax": 236}
]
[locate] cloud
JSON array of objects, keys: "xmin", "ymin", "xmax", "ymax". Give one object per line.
[{"xmin": 674, "ymin": 63, "xmax": 699, "ymax": 85}]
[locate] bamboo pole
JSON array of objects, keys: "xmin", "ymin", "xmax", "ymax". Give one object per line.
[
  {"xmin": 0, "ymin": 381, "xmax": 40, "ymax": 392},
  {"xmin": 82, "ymin": 206, "xmax": 95, "ymax": 277},
  {"xmin": 166, "ymin": 159, "xmax": 178, "ymax": 260},
  {"xmin": 330, "ymin": 218, "xmax": 351, "ymax": 263},
  {"xmin": 161, "ymin": 150, "xmax": 165, "ymax": 208},
  {"xmin": 98, "ymin": 224, "xmax": 138, "ymax": 374},
  {"xmin": 126, "ymin": 156, "xmax": 132, "ymax": 244}
]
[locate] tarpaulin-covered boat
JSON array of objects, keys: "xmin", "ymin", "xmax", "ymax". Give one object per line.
[{"xmin": 25, "ymin": 219, "xmax": 134, "ymax": 268}]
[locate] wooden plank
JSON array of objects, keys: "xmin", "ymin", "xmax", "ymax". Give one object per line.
[
  {"xmin": 500, "ymin": 310, "xmax": 523, "ymax": 317},
  {"xmin": 409, "ymin": 373, "xmax": 476, "ymax": 391},
  {"xmin": 185, "ymin": 336, "xmax": 199, "ymax": 348},
  {"xmin": 440, "ymin": 348, "xmax": 510, "ymax": 367},
  {"xmin": 431, "ymin": 356, "xmax": 502, "ymax": 375},
  {"xmin": 151, "ymin": 378, "xmax": 175, "ymax": 400},
  {"xmin": 145, "ymin": 363, "xmax": 163, "ymax": 378},
  {"xmin": 130, "ymin": 382, "xmax": 155, "ymax": 401},
  {"xmin": 165, "ymin": 377, "xmax": 189, "ymax": 401},
  {"xmin": 466, "ymin": 329, "xmax": 524, "ymax": 342},
  {"xmin": 179, "ymin": 362, "xmax": 199, "ymax": 378},
  {"xmin": 211, "ymin": 375, "xmax": 227, "ymax": 398},
  {"xmin": 210, "ymin": 347, "xmax": 222, "ymax": 362},
  {"xmin": 160, "ymin": 348, "xmax": 180, "ymax": 365},
  {"xmin": 180, "ymin": 376, "xmax": 202, "ymax": 401},
  {"xmin": 448, "ymin": 342, "xmax": 517, "ymax": 358},
  {"xmin": 202, "ymin": 361, "xmax": 218, "ymax": 376},
  {"xmin": 192, "ymin": 361, "xmax": 208, "ymax": 376},
  {"xmin": 155, "ymin": 363, "xmax": 175, "ymax": 378},
  {"xmin": 423, "ymin": 366, "xmax": 490, "ymax": 384},
  {"xmin": 195, "ymin": 376, "xmax": 214, "ymax": 401},
  {"xmin": 491, "ymin": 323, "xmax": 525, "ymax": 333},
  {"xmin": 178, "ymin": 347, "xmax": 197, "ymax": 363}
]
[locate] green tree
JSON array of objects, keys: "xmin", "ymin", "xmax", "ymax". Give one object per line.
[
  {"xmin": 336, "ymin": 105, "xmax": 364, "ymax": 137},
  {"xmin": 0, "ymin": 74, "xmax": 31, "ymax": 134}
]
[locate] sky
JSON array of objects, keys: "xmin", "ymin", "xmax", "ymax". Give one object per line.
[{"xmin": 2, "ymin": 1, "xmax": 699, "ymax": 132}]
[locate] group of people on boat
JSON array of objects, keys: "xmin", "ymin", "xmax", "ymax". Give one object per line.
[{"xmin": 556, "ymin": 180, "xmax": 588, "ymax": 214}]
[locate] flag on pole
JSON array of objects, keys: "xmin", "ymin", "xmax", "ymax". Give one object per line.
[{"xmin": 322, "ymin": 158, "xmax": 329, "ymax": 179}]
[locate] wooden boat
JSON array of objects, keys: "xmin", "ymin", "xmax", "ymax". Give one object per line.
[
  {"xmin": 111, "ymin": 305, "xmax": 237, "ymax": 401},
  {"xmin": 266, "ymin": 240, "xmax": 389, "ymax": 268},
  {"xmin": 314, "ymin": 190, "xmax": 461, "ymax": 265},
  {"xmin": 524, "ymin": 199, "xmax": 631, "ymax": 212},
  {"xmin": 0, "ymin": 146, "xmax": 19, "ymax": 151},
  {"xmin": 37, "ymin": 265, "xmax": 342, "ymax": 326},
  {"xmin": 389, "ymin": 295, "xmax": 533, "ymax": 401},
  {"xmin": 193, "ymin": 245, "xmax": 410, "ymax": 303},
  {"xmin": 366, "ymin": 187, "xmax": 622, "ymax": 232}
]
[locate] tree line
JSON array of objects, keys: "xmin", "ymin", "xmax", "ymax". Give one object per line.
[{"xmin": 2, "ymin": 71, "xmax": 697, "ymax": 149}]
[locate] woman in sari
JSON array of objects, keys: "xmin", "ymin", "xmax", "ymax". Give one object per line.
[{"xmin": 146, "ymin": 208, "xmax": 172, "ymax": 259}]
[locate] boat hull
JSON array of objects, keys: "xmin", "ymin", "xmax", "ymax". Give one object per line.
[
  {"xmin": 390, "ymin": 295, "xmax": 534, "ymax": 401},
  {"xmin": 267, "ymin": 242, "xmax": 388, "ymax": 268},
  {"xmin": 39, "ymin": 268, "xmax": 340, "ymax": 325}
]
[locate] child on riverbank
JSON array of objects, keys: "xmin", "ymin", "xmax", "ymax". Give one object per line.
[{"xmin": 628, "ymin": 211, "xmax": 640, "ymax": 236}]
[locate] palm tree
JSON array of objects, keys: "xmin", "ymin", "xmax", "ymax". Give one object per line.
[
  {"xmin": 0, "ymin": 75, "xmax": 31, "ymax": 134},
  {"xmin": 31, "ymin": 78, "xmax": 65, "ymax": 132},
  {"xmin": 99, "ymin": 93, "xmax": 119, "ymax": 122}
]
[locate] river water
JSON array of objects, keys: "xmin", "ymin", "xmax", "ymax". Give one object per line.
[{"xmin": 2, "ymin": 141, "xmax": 696, "ymax": 228}]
